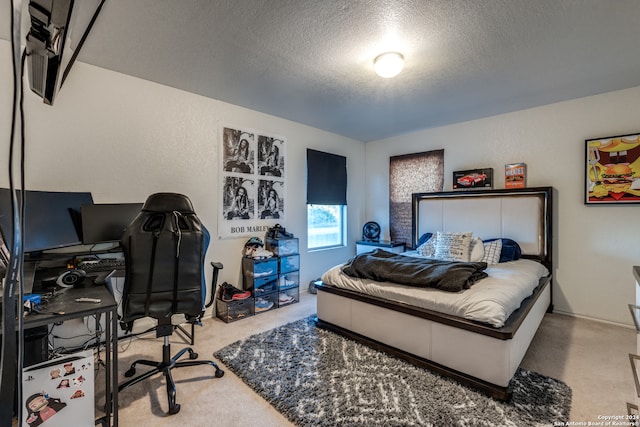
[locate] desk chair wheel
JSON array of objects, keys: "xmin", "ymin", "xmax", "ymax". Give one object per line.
[
  {"xmin": 189, "ymin": 352, "xmax": 198, "ymax": 359},
  {"xmin": 215, "ymin": 368, "xmax": 224, "ymax": 378},
  {"xmin": 169, "ymin": 403, "xmax": 181, "ymax": 415},
  {"xmin": 124, "ymin": 367, "xmax": 137, "ymax": 377}
]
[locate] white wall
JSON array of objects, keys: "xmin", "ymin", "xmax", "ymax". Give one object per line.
[
  {"xmin": 3, "ymin": 37, "xmax": 638, "ymax": 326},
  {"xmin": 366, "ymin": 86, "xmax": 640, "ymax": 326},
  {"xmin": 0, "ymin": 42, "xmax": 366, "ymax": 302}
]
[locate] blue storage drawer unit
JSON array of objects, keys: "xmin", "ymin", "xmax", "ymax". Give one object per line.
[
  {"xmin": 265, "ymin": 237, "xmax": 299, "ymax": 256},
  {"xmin": 242, "ymin": 257, "xmax": 278, "ymax": 291},
  {"xmin": 278, "ymin": 271, "xmax": 299, "ymax": 291},
  {"xmin": 216, "ymin": 297, "xmax": 254, "ymax": 323},
  {"xmin": 253, "ymin": 275, "xmax": 278, "ymax": 295},
  {"xmin": 254, "ymin": 292, "xmax": 278, "ymax": 314},
  {"xmin": 278, "ymin": 286, "xmax": 299, "ymax": 307},
  {"xmin": 279, "ymin": 254, "xmax": 300, "ymax": 274},
  {"xmin": 238, "ymin": 230, "xmax": 301, "ymax": 320}
]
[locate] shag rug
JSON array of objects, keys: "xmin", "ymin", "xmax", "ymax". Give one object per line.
[{"xmin": 214, "ymin": 316, "xmax": 571, "ymax": 427}]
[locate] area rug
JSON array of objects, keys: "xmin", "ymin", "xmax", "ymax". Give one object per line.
[{"xmin": 214, "ymin": 315, "xmax": 571, "ymax": 427}]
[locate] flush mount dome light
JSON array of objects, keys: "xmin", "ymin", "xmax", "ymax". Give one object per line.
[{"xmin": 374, "ymin": 52, "xmax": 405, "ymax": 78}]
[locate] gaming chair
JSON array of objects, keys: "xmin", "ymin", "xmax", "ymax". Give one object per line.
[{"xmin": 118, "ymin": 192, "xmax": 224, "ymax": 415}]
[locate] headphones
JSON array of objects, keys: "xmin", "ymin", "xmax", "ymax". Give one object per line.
[{"xmin": 56, "ymin": 269, "xmax": 87, "ymax": 288}]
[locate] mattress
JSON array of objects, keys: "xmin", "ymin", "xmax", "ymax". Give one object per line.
[{"xmin": 321, "ymin": 256, "xmax": 549, "ymax": 328}]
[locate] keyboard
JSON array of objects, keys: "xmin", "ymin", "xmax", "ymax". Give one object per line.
[{"xmin": 77, "ymin": 258, "xmax": 126, "ymax": 272}]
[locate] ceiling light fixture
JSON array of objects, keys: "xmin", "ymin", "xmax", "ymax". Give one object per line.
[{"xmin": 374, "ymin": 52, "xmax": 405, "ymax": 78}]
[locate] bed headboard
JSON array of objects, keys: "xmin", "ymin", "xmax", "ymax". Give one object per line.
[{"xmin": 411, "ymin": 187, "xmax": 553, "ymax": 269}]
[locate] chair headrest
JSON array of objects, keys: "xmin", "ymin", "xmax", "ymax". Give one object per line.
[{"xmin": 142, "ymin": 193, "xmax": 195, "ymax": 213}]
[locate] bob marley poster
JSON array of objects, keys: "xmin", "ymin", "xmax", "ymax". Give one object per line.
[
  {"xmin": 586, "ymin": 132, "xmax": 640, "ymax": 204},
  {"xmin": 219, "ymin": 125, "xmax": 286, "ymax": 238}
]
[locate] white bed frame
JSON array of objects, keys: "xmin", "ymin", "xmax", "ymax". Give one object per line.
[{"xmin": 316, "ymin": 187, "xmax": 553, "ymax": 400}]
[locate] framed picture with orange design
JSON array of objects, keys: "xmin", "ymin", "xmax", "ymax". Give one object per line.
[
  {"xmin": 585, "ymin": 132, "xmax": 640, "ymax": 204},
  {"xmin": 504, "ymin": 163, "xmax": 526, "ymax": 189}
]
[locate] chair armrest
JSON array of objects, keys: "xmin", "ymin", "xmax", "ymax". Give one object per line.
[{"xmin": 207, "ymin": 262, "xmax": 224, "ymax": 308}]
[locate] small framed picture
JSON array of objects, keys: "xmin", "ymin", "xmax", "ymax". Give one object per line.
[
  {"xmin": 452, "ymin": 168, "xmax": 493, "ymax": 190},
  {"xmin": 585, "ymin": 132, "xmax": 640, "ymax": 204},
  {"xmin": 505, "ymin": 163, "xmax": 526, "ymax": 189}
]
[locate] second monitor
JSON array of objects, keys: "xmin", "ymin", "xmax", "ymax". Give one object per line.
[{"xmin": 81, "ymin": 203, "xmax": 143, "ymax": 244}]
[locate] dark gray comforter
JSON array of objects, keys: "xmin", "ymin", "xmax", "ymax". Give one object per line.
[{"xmin": 341, "ymin": 249, "xmax": 488, "ymax": 292}]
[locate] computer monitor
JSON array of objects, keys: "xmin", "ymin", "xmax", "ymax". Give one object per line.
[
  {"xmin": 81, "ymin": 203, "xmax": 143, "ymax": 244},
  {"xmin": 0, "ymin": 188, "xmax": 93, "ymax": 254}
]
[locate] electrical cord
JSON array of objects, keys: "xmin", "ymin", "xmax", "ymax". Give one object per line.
[
  {"xmin": 1, "ymin": 3, "xmax": 109, "ymax": 423},
  {"xmin": 17, "ymin": 49, "xmax": 27, "ymax": 413},
  {"xmin": 48, "ymin": 315, "xmax": 107, "ymax": 369},
  {"xmin": 0, "ymin": 2, "xmax": 25, "ymax": 426}
]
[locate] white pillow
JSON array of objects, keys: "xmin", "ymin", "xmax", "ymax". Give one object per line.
[
  {"xmin": 433, "ymin": 231, "xmax": 472, "ymax": 262},
  {"xmin": 417, "ymin": 235, "xmax": 437, "ymax": 257},
  {"xmin": 469, "ymin": 237, "xmax": 485, "ymax": 262},
  {"xmin": 481, "ymin": 239, "xmax": 502, "ymax": 265}
]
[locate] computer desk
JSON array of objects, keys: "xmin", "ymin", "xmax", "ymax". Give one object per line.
[{"xmin": 22, "ymin": 282, "xmax": 119, "ymax": 427}]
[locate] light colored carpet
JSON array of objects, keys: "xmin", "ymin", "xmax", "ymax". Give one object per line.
[{"xmin": 111, "ymin": 292, "xmax": 637, "ymax": 426}]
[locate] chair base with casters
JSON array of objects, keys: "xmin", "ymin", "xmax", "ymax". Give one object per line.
[{"xmin": 118, "ymin": 318, "xmax": 224, "ymax": 415}]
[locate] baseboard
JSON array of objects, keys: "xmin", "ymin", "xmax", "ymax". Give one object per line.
[{"xmin": 551, "ymin": 309, "xmax": 634, "ymax": 330}]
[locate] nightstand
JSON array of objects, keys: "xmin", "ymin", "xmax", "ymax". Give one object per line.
[{"xmin": 356, "ymin": 240, "xmax": 405, "ymax": 255}]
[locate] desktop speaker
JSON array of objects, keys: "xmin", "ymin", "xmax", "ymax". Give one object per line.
[{"xmin": 56, "ymin": 269, "xmax": 86, "ymax": 288}]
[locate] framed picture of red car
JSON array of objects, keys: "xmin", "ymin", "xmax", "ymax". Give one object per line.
[
  {"xmin": 585, "ymin": 132, "xmax": 640, "ymax": 204},
  {"xmin": 452, "ymin": 168, "xmax": 493, "ymax": 190}
]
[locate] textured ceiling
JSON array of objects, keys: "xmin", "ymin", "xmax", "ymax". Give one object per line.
[{"xmin": 3, "ymin": 0, "xmax": 640, "ymax": 142}]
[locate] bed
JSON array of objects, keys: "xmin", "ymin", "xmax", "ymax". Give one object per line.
[{"xmin": 315, "ymin": 187, "xmax": 553, "ymax": 401}]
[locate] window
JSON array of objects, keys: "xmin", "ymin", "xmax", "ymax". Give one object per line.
[
  {"xmin": 307, "ymin": 149, "xmax": 347, "ymax": 250},
  {"xmin": 307, "ymin": 204, "xmax": 345, "ymax": 249}
]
